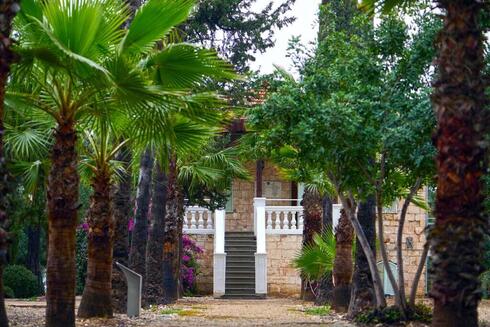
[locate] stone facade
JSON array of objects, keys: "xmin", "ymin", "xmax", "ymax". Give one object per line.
[
  {"xmin": 226, "ymin": 162, "xmax": 292, "ymax": 232},
  {"xmin": 190, "ymin": 161, "xmax": 428, "ymax": 298},
  {"xmin": 266, "ymin": 234, "xmax": 303, "ymax": 297},
  {"xmin": 381, "ymin": 194, "xmax": 428, "ymax": 296}
]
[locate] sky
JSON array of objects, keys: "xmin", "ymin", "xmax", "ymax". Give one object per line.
[{"xmin": 249, "ymin": 0, "xmax": 322, "ymax": 74}]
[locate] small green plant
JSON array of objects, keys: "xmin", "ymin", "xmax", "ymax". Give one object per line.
[
  {"xmin": 159, "ymin": 308, "xmax": 183, "ymax": 315},
  {"xmin": 3, "ymin": 265, "xmax": 39, "ymax": 298},
  {"xmin": 304, "ymin": 305, "xmax": 331, "ymax": 316}
]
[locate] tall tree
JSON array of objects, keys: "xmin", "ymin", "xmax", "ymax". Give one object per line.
[
  {"xmin": 145, "ymin": 163, "xmax": 167, "ymax": 305},
  {"xmin": 0, "ymin": 1, "xmax": 20, "ymax": 326},
  {"xmin": 111, "ymin": 147, "xmax": 132, "ymax": 312},
  {"xmin": 332, "ymin": 209, "xmax": 354, "ymax": 312},
  {"xmin": 362, "ymin": 0, "xmax": 488, "ymax": 324},
  {"xmin": 348, "ymin": 196, "xmax": 376, "ymax": 317},
  {"xmin": 128, "ymin": 148, "xmax": 154, "ymax": 297},
  {"xmin": 182, "ymin": 0, "xmax": 296, "ymax": 72},
  {"xmin": 78, "ymin": 131, "xmax": 124, "ymax": 318},
  {"xmin": 12, "ymin": 0, "xmax": 199, "ymax": 323}
]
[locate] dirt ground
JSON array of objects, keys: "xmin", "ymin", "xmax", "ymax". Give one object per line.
[
  {"xmin": 6, "ymin": 296, "xmax": 353, "ymax": 327},
  {"xmin": 6, "ymin": 297, "xmax": 490, "ymax": 326}
]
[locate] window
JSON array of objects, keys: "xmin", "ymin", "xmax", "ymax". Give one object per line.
[
  {"xmin": 383, "ymin": 201, "xmax": 399, "ymax": 213},
  {"xmin": 225, "ymin": 189, "xmax": 233, "ymax": 213}
]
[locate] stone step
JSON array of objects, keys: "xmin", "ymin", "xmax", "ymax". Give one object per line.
[
  {"xmin": 227, "ymin": 265, "xmax": 254, "ymax": 272},
  {"xmin": 225, "ymin": 286, "xmax": 255, "ymax": 294},
  {"xmin": 221, "ymin": 294, "xmax": 265, "ymax": 299}
]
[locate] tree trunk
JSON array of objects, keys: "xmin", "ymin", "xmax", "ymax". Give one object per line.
[
  {"xmin": 332, "ymin": 209, "xmax": 354, "ymax": 312},
  {"xmin": 46, "ymin": 119, "xmax": 79, "ymax": 327},
  {"xmin": 78, "ymin": 167, "xmax": 114, "ymax": 318},
  {"xmin": 129, "ymin": 148, "xmax": 154, "ymax": 301},
  {"xmin": 430, "ymin": 2, "xmax": 487, "ymax": 326},
  {"xmin": 300, "ymin": 188, "xmax": 323, "ymax": 301},
  {"xmin": 111, "ymin": 146, "xmax": 132, "ymax": 313},
  {"xmin": 315, "ymin": 196, "xmax": 334, "ymax": 306},
  {"xmin": 162, "ymin": 154, "xmax": 183, "ymax": 304},
  {"xmin": 348, "ymin": 196, "xmax": 376, "ymax": 318},
  {"xmin": 145, "ymin": 163, "xmax": 167, "ymax": 305},
  {"xmin": 0, "ymin": 2, "xmax": 20, "ymax": 326},
  {"xmin": 26, "ymin": 224, "xmax": 42, "ymax": 292}
]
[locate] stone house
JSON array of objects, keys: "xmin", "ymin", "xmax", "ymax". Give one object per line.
[{"xmin": 183, "ymin": 160, "xmax": 430, "ymax": 299}]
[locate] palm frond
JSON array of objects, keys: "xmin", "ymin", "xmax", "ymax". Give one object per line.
[
  {"xmin": 145, "ymin": 43, "xmax": 238, "ymax": 88},
  {"xmin": 120, "ymin": 0, "xmax": 195, "ymax": 55},
  {"xmin": 293, "ymin": 228, "xmax": 336, "ymax": 281}
]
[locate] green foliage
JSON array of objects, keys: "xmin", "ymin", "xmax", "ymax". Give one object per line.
[
  {"xmin": 304, "ymin": 305, "xmax": 332, "ymax": 316},
  {"xmin": 182, "ymin": 0, "xmax": 295, "ymax": 72},
  {"xmin": 3, "ymin": 286, "xmax": 15, "ymax": 299},
  {"xmin": 75, "ymin": 229, "xmax": 88, "ymax": 295},
  {"xmin": 355, "ymin": 304, "xmax": 432, "ymax": 324},
  {"xmin": 293, "ymin": 229, "xmax": 335, "ymax": 282},
  {"xmin": 3, "ymin": 265, "xmax": 40, "ymax": 298}
]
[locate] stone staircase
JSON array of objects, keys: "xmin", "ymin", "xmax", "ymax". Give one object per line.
[{"xmin": 223, "ymin": 232, "xmax": 257, "ymax": 298}]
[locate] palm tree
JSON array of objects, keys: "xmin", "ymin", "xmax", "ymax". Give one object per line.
[
  {"xmin": 332, "ymin": 209, "xmax": 354, "ymax": 312},
  {"xmin": 0, "ymin": 1, "xmax": 21, "ymax": 325},
  {"xmin": 77, "ymin": 128, "xmax": 127, "ymax": 318},
  {"xmin": 362, "ymin": 1, "xmax": 487, "ymax": 325},
  {"xmin": 11, "ymin": 0, "xmax": 199, "ymax": 324}
]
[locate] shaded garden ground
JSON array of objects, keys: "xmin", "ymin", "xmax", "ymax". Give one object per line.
[{"xmin": 8, "ymin": 296, "xmax": 490, "ymax": 326}]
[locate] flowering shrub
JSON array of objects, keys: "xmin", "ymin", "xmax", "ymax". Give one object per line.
[{"xmin": 181, "ymin": 235, "xmax": 204, "ymax": 295}]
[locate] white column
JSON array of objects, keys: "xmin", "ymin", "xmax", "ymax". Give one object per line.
[
  {"xmin": 254, "ymin": 197, "xmax": 267, "ymax": 296},
  {"xmin": 213, "ymin": 209, "xmax": 226, "ymax": 297}
]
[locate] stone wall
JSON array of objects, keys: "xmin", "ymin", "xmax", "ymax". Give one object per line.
[
  {"xmin": 266, "ymin": 234, "xmax": 302, "ymax": 297},
  {"xmin": 189, "ymin": 234, "xmax": 214, "ymax": 295},
  {"xmin": 226, "ymin": 161, "xmax": 292, "ymax": 232},
  {"xmin": 381, "ymin": 195, "xmax": 427, "ymax": 296}
]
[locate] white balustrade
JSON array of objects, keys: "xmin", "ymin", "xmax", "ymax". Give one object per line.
[
  {"xmin": 184, "ymin": 206, "xmax": 214, "ymax": 234},
  {"xmin": 264, "ymin": 206, "xmax": 304, "ymax": 235}
]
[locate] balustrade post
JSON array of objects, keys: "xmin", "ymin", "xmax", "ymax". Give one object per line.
[
  {"xmin": 254, "ymin": 197, "xmax": 267, "ymax": 297},
  {"xmin": 213, "ymin": 209, "xmax": 226, "ymax": 297}
]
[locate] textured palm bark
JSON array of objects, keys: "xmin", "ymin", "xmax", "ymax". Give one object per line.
[
  {"xmin": 300, "ymin": 188, "xmax": 323, "ymax": 301},
  {"xmin": 78, "ymin": 168, "xmax": 114, "ymax": 318},
  {"xmin": 315, "ymin": 196, "xmax": 334, "ymax": 305},
  {"xmin": 348, "ymin": 196, "xmax": 376, "ymax": 318},
  {"xmin": 129, "ymin": 148, "xmax": 154, "ymax": 303},
  {"xmin": 145, "ymin": 163, "xmax": 167, "ymax": 305},
  {"xmin": 46, "ymin": 120, "xmax": 79, "ymax": 327},
  {"xmin": 332, "ymin": 209, "xmax": 354, "ymax": 312},
  {"xmin": 430, "ymin": 1, "xmax": 487, "ymax": 326},
  {"xmin": 111, "ymin": 146, "xmax": 132, "ymax": 313},
  {"xmin": 0, "ymin": 2, "xmax": 20, "ymax": 326},
  {"xmin": 162, "ymin": 155, "xmax": 183, "ymax": 304},
  {"xmin": 26, "ymin": 224, "xmax": 42, "ymax": 292}
]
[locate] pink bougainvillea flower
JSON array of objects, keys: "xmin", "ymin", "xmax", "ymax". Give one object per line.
[{"xmin": 128, "ymin": 218, "xmax": 135, "ymax": 231}]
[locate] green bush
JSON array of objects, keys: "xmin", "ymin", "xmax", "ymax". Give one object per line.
[
  {"xmin": 3, "ymin": 286, "xmax": 14, "ymax": 298},
  {"xmin": 355, "ymin": 304, "xmax": 432, "ymax": 325},
  {"xmin": 75, "ymin": 229, "xmax": 88, "ymax": 295},
  {"xmin": 3, "ymin": 265, "xmax": 39, "ymax": 298}
]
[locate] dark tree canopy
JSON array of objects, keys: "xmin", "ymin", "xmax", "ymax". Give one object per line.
[{"xmin": 182, "ymin": 0, "xmax": 296, "ymax": 72}]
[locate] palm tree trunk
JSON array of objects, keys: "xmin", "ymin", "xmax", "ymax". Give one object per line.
[
  {"xmin": 315, "ymin": 196, "xmax": 334, "ymax": 305},
  {"xmin": 111, "ymin": 146, "xmax": 132, "ymax": 313},
  {"xmin": 162, "ymin": 154, "xmax": 182, "ymax": 304},
  {"xmin": 300, "ymin": 188, "xmax": 323, "ymax": 301},
  {"xmin": 78, "ymin": 167, "xmax": 114, "ymax": 318},
  {"xmin": 348, "ymin": 195, "xmax": 376, "ymax": 318},
  {"xmin": 129, "ymin": 148, "xmax": 154, "ymax": 300},
  {"xmin": 46, "ymin": 119, "xmax": 79, "ymax": 327},
  {"xmin": 0, "ymin": 2, "xmax": 20, "ymax": 325},
  {"xmin": 145, "ymin": 163, "xmax": 167, "ymax": 305},
  {"xmin": 430, "ymin": 1, "xmax": 487, "ymax": 326},
  {"xmin": 26, "ymin": 224, "xmax": 42, "ymax": 292},
  {"xmin": 332, "ymin": 209, "xmax": 354, "ymax": 312}
]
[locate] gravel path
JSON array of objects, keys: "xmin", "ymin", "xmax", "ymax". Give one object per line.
[{"xmin": 6, "ymin": 296, "xmax": 353, "ymax": 327}]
